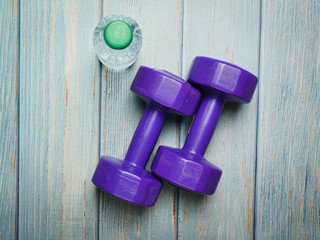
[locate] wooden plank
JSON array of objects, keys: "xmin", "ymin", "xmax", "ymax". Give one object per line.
[
  {"xmin": 255, "ymin": 0, "xmax": 320, "ymax": 239},
  {"xmin": 98, "ymin": 0, "xmax": 182, "ymax": 239},
  {"xmin": 19, "ymin": 0, "xmax": 100, "ymax": 238},
  {"xmin": 178, "ymin": 0, "xmax": 260, "ymax": 239},
  {"xmin": 0, "ymin": 0, "xmax": 19, "ymax": 239}
]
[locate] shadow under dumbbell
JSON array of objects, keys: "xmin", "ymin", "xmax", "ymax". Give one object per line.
[
  {"xmin": 224, "ymin": 101, "xmax": 241, "ymax": 112},
  {"xmin": 134, "ymin": 96, "xmax": 146, "ymax": 113},
  {"xmin": 223, "ymin": 102, "xmax": 243, "ymax": 121}
]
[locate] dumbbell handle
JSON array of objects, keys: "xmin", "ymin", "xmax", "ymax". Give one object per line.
[
  {"xmin": 183, "ymin": 96, "xmax": 225, "ymax": 156},
  {"xmin": 124, "ymin": 104, "xmax": 166, "ymax": 168}
]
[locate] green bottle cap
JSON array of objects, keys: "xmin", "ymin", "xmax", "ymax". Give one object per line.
[{"xmin": 104, "ymin": 20, "xmax": 133, "ymax": 50}]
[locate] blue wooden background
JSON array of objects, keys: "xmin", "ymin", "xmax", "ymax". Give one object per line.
[{"xmin": 0, "ymin": 0, "xmax": 319, "ymax": 239}]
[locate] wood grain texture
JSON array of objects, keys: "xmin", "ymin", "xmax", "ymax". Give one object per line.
[
  {"xmin": 255, "ymin": 0, "xmax": 320, "ymax": 239},
  {"xmin": 178, "ymin": 0, "xmax": 260, "ymax": 239},
  {"xmin": 98, "ymin": 0, "xmax": 182, "ymax": 239},
  {"xmin": 19, "ymin": 0, "xmax": 100, "ymax": 239},
  {"xmin": 1, "ymin": 0, "xmax": 319, "ymax": 239},
  {"xmin": 0, "ymin": 0, "xmax": 18, "ymax": 239}
]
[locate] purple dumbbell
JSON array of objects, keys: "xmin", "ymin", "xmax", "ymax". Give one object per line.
[
  {"xmin": 92, "ymin": 66, "xmax": 201, "ymax": 207},
  {"xmin": 152, "ymin": 57, "xmax": 258, "ymax": 195}
]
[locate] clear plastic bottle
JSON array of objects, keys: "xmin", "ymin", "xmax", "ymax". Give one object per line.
[{"xmin": 93, "ymin": 15, "xmax": 142, "ymax": 69}]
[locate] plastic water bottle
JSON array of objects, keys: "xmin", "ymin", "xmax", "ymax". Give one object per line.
[{"xmin": 93, "ymin": 15, "xmax": 142, "ymax": 69}]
